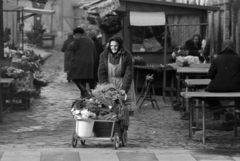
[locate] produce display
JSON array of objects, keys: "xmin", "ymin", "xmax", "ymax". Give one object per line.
[
  {"xmin": 132, "ymin": 56, "xmax": 147, "ymax": 66},
  {"xmin": 1, "ymin": 46, "xmax": 47, "ymax": 97},
  {"xmin": 71, "ymin": 83, "xmax": 128, "ymax": 121},
  {"xmin": 176, "ymin": 56, "xmax": 200, "ymax": 67},
  {"xmin": 1, "ymin": 66, "xmax": 26, "ymax": 78}
]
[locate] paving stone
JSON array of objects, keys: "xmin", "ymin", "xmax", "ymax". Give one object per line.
[
  {"xmin": 192, "ymin": 154, "xmax": 235, "ymax": 161},
  {"xmin": 80, "ymin": 152, "xmax": 118, "ymax": 161},
  {"xmin": 232, "ymin": 155, "xmax": 240, "ymax": 161},
  {"xmin": 41, "ymin": 151, "xmax": 80, "ymax": 161},
  {"xmin": 0, "ymin": 151, "xmax": 40, "ymax": 161},
  {"xmin": 117, "ymin": 152, "xmax": 158, "ymax": 161},
  {"xmin": 155, "ymin": 154, "xmax": 196, "ymax": 161},
  {"xmin": 0, "ymin": 152, "xmax": 3, "ymax": 160}
]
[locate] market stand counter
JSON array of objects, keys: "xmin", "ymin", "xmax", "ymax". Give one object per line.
[
  {"xmin": 1, "ymin": 48, "xmax": 46, "ymax": 111},
  {"xmin": 1, "ymin": 78, "xmax": 14, "ymax": 113},
  {"xmin": 133, "ymin": 64, "xmax": 176, "ymax": 102},
  {"xmin": 133, "ymin": 63, "xmax": 210, "ymax": 103}
]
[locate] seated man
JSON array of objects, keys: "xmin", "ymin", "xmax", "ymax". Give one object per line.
[{"xmin": 206, "ymin": 40, "xmax": 240, "ymax": 120}]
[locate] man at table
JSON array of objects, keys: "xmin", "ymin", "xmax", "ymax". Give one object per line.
[{"xmin": 206, "ymin": 40, "xmax": 240, "ymax": 120}]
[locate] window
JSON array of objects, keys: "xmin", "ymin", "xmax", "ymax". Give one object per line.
[{"xmin": 131, "ymin": 26, "xmax": 171, "ymax": 53}]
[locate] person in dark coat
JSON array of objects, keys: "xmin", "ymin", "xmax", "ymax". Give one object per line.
[
  {"xmin": 206, "ymin": 40, "xmax": 240, "ymax": 120},
  {"xmin": 98, "ymin": 36, "xmax": 137, "ymax": 128},
  {"xmin": 87, "ymin": 30, "xmax": 104, "ymax": 83},
  {"xmin": 61, "ymin": 32, "xmax": 74, "ymax": 82},
  {"xmin": 185, "ymin": 34, "xmax": 205, "ymax": 62},
  {"xmin": 67, "ymin": 27, "xmax": 97, "ymax": 98},
  {"xmin": 98, "ymin": 37, "xmax": 133, "ymax": 93}
]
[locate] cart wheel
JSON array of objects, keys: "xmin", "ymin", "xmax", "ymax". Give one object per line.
[
  {"xmin": 80, "ymin": 140, "xmax": 86, "ymax": 145},
  {"xmin": 121, "ymin": 130, "xmax": 127, "ymax": 147},
  {"xmin": 113, "ymin": 133, "xmax": 120, "ymax": 149},
  {"xmin": 72, "ymin": 132, "xmax": 77, "ymax": 148}
]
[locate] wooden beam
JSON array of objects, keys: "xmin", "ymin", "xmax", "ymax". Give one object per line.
[{"xmin": 0, "ymin": 0, "xmax": 3, "ymax": 122}]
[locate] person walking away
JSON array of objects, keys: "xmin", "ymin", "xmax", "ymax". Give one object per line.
[
  {"xmin": 98, "ymin": 37, "xmax": 137, "ymax": 114},
  {"xmin": 67, "ymin": 27, "xmax": 97, "ymax": 98},
  {"xmin": 87, "ymin": 30, "xmax": 104, "ymax": 84},
  {"xmin": 206, "ymin": 40, "xmax": 240, "ymax": 121},
  {"xmin": 61, "ymin": 32, "xmax": 74, "ymax": 82}
]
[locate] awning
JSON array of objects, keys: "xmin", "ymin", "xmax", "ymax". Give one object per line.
[
  {"xmin": 82, "ymin": 0, "xmax": 120, "ymax": 17},
  {"xmin": 23, "ymin": 7, "xmax": 55, "ymax": 15},
  {"xmin": 130, "ymin": 11, "xmax": 166, "ymax": 26},
  {"xmin": 3, "ymin": 3, "xmax": 24, "ymax": 11}
]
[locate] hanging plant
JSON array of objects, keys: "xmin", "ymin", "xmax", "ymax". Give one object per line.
[{"xmin": 96, "ymin": 15, "xmax": 122, "ymax": 35}]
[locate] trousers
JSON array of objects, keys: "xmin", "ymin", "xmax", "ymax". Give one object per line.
[{"xmin": 72, "ymin": 79, "xmax": 95, "ymax": 98}]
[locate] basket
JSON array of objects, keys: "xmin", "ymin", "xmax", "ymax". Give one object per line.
[{"xmin": 93, "ymin": 121, "xmax": 121, "ymax": 137}]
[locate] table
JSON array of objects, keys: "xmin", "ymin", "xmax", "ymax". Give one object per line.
[
  {"xmin": 184, "ymin": 79, "xmax": 211, "ymax": 129},
  {"xmin": 181, "ymin": 91, "xmax": 240, "ymax": 145},
  {"xmin": 176, "ymin": 67, "xmax": 209, "ymax": 103},
  {"xmin": 0, "ymin": 78, "xmax": 15, "ymax": 121}
]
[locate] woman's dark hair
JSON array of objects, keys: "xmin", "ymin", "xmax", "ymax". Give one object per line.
[
  {"xmin": 192, "ymin": 34, "xmax": 202, "ymax": 42},
  {"xmin": 107, "ymin": 37, "xmax": 123, "ymax": 54}
]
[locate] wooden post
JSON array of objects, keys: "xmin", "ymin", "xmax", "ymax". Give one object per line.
[
  {"xmin": 217, "ymin": 10, "xmax": 221, "ymax": 54},
  {"xmin": 21, "ymin": 8, "xmax": 24, "ymax": 50},
  {"xmin": 0, "ymin": 0, "xmax": 3, "ymax": 122},
  {"xmin": 162, "ymin": 25, "xmax": 168, "ymax": 102},
  {"xmin": 210, "ymin": 11, "xmax": 214, "ymax": 57}
]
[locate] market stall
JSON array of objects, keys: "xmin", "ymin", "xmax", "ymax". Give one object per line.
[
  {"xmin": 1, "ymin": 47, "xmax": 47, "ymax": 110},
  {"xmin": 83, "ymin": 0, "xmax": 219, "ymax": 97},
  {"xmin": 3, "ymin": 3, "xmax": 55, "ymax": 49},
  {"xmin": 0, "ymin": 3, "xmax": 55, "ymax": 116}
]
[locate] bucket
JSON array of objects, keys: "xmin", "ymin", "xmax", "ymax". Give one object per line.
[{"xmin": 76, "ymin": 119, "xmax": 94, "ymax": 137}]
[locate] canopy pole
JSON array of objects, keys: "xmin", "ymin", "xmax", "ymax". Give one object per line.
[
  {"xmin": 0, "ymin": 0, "xmax": 3, "ymax": 122},
  {"xmin": 21, "ymin": 8, "xmax": 24, "ymax": 50},
  {"xmin": 162, "ymin": 24, "xmax": 168, "ymax": 102}
]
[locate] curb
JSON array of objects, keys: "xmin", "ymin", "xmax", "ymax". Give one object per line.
[{"xmin": 41, "ymin": 52, "xmax": 52, "ymax": 61}]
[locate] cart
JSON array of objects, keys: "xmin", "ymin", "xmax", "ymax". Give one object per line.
[{"xmin": 71, "ymin": 119, "xmax": 127, "ymax": 149}]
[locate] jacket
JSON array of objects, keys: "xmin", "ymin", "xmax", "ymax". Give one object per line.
[
  {"xmin": 98, "ymin": 47, "xmax": 133, "ymax": 92},
  {"xmin": 206, "ymin": 50, "xmax": 240, "ymax": 92},
  {"xmin": 185, "ymin": 39, "xmax": 204, "ymax": 62},
  {"xmin": 61, "ymin": 35, "xmax": 74, "ymax": 72},
  {"xmin": 67, "ymin": 36, "xmax": 97, "ymax": 80}
]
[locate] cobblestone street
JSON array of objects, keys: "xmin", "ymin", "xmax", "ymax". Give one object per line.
[{"xmin": 0, "ymin": 48, "xmax": 240, "ymax": 152}]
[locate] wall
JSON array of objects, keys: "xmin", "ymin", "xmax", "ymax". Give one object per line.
[
  {"xmin": 3, "ymin": 0, "xmax": 19, "ymax": 45},
  {"xmin": 207, "ymin": 1, "xmax": 240, "ymax": 55}
]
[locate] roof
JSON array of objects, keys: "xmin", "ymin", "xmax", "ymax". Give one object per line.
[
  {"xmin": 23, "ymin": 7, "xmax": 55, "ymax": 15},
  {"xmin": 3, "ymin": 3, "xmax": 55, "ymax": 15},
  {"xmin": 121, "ymin": 0, "xmax": 219, "ymax": 11},
  {"xmin": 3, "ymin": 3, "xmax": 24, "ymax": 11}
]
